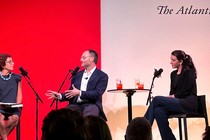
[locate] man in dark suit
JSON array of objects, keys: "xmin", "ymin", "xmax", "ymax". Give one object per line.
[{"xmin": 46, "ymin": 49, "xmax": 108, "ymax": 121}]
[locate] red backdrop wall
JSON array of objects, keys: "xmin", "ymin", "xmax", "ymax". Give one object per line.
[{"xmin": 0, "ymin": 0, "xmax": 100, "ymax": 139}]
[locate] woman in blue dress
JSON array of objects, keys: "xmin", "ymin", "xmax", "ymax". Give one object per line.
[{"xmin": 0, "ymin": 54, "xmax": 22, "ymax": 140}]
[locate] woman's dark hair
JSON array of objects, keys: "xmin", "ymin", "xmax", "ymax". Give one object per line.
[
  {"xmin": 171, "ymin": 50, "xmax": 197, "ymax": 78},
  {"xmin": 0, "ymin": 53, "xmax": 12, "ymax": 71}
]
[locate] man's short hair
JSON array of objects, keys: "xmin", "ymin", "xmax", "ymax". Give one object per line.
[
  {"xmin": 88, "ymin": 49, "xmax": 98, "ymax": 64},
  {"xmin": 41, "ymin": 108, "xmax": 88, "ymax": 140},
  {"xmin": 125, "ymin": 117, "xmax": 152, "ymax": 140}
]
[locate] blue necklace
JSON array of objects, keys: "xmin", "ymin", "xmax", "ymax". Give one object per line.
[{"xmin": 0, "ymin": 72, "xmax": 12, "ymax": 81}]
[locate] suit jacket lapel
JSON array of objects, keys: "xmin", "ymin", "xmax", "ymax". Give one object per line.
[{"xmin": 87, "ymin": 68, "xmax": 98, "ymax": 90}]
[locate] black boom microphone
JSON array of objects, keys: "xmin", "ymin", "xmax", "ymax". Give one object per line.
[
  {"xmin": 19, "ymin": 66, "xmax": 30, "ymax": 79},
  {"xmin": 154, "ymin": 68, "xmax": 163, "ymax": 78},
  {"xmin": 69, "ymin": 66, "xmax": 80, "ymax": 79},
  {"xmin": 70, "ymin": 66, "xmax": 80, "ymax": 75}
]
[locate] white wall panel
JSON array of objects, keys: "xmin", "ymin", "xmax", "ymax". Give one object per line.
[{"xmin": 101, "ymin": 0, "xmax": 210, "ymax": 140}]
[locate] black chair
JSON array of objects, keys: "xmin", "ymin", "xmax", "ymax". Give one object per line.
[
  {"xmin": 16, "ymin": 119, "xmax": 20, "ymax": 140},
  {"xmin": 169, "ymin": 95, "xmax": 209, "ymax": 140}
]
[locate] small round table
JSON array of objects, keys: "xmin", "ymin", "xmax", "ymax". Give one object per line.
[{"xmin": 107, "ymin": 88, "xmax": 149, "ymax": 123}]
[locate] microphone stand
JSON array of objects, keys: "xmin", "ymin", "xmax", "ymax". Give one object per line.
[
  {"xmin": 146, "ymin": 69, "xmax": 163, "ymax": 105},
  {"xmin": 21, "ymin": 74, "xmax": 43, "ymax": 140},
  {"xmin": 146, "ymin": 76, "xmax": 156, "ymax": 105},
  {"xmin": 50, "ymin": 69, "xmax": 72, "ymax": 109}
]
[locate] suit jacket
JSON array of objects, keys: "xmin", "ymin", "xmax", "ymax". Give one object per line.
[
  {"xmin": 61, "ymin": 68, "xmax": 108, "ymax": 121},
  {"xmin": 170, "ymin": 68, "xmax": 197, "ymax": 114}
]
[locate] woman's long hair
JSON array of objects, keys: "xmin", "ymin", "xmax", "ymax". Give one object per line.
[{"xmin": 171, "ymin": 50, "xmax": 197, "ymax": 78}]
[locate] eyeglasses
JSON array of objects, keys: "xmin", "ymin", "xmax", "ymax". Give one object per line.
[
  {"xmin": 5, "ymin": 60, "xmax": 14, "ymax": 64},
  {"xmin": 81, "ymin": 56, "xmax": 92, "ymax": 60}
]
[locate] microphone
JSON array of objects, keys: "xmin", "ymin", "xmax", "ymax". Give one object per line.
[
  {"xmin": 70, "ymin": 66, "xmax": 80, "ymax": 75},
  {"xmin": 19, "ymin": 66, "xmax": 30, "ymax": 79},
  {"xmin": 154, "ymin": 68, "xmax": 163, "ymax": 78},
  {"xmin": 69, "ymin": 66, "xmax": 80, "ymax": 80}
]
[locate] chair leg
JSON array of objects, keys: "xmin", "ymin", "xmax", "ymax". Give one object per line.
[
  {"xmin": 205, "ymin": 116, "xmax": 209, "ymax": 128},
  {"xmin": 16, "ymin": 120, "xmax": 20, "ymax": 140},
  {"xmin": 183, "ymin": 117, "xmax": 188, "ymax": 140},
  {"xmin": 178, "ymin": 118, "xmax": 182, "ymax": 140}
]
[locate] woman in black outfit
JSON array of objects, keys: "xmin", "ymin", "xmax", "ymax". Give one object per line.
[
  {"xmin": 0, "ymin": 54, "xmax": 22, "ymax": 140},
  {"xmin": 144, "ymin": 50, "xmax": 197, "ymax": 140}
]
